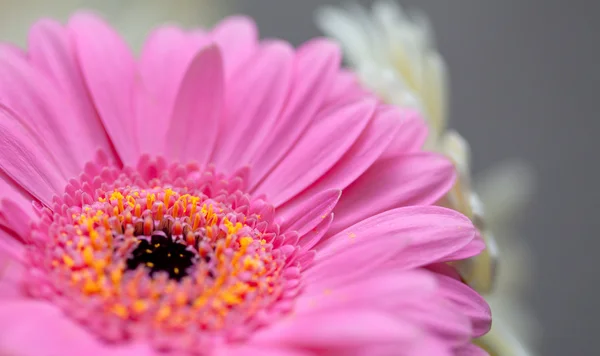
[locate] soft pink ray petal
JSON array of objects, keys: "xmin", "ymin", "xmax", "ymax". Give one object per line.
[
  {"xmin": 137, "ymin": 26, "xmax": 209, "ymax": 155},
  {"xmin": 212, "ymin": 40, "xmax": 294, "ymax": 172},
  {"xmin": 0, "ymin": 301, "xmax": 155, "ymax": 356},
  {"xmin": 324, "ymin": 69, "xmax": 370, "ymax": 107},
  {"xmin": 68, "ymin": 12, "xmax": 139, "ymax": 165},
  {"xmin": 0, "ymin": 199, "xmax": 32, "ymax": 242},
  {"xmin": 276, "ymin": 104, "xmax": 409, "ymax": 214},
  {"xmin": 0, "ymin": 49, "xmax": 82, "ymax": 177},
  {"xmin": 248, "ymin": 39, "xmax": 341, "ymax": 186},
  {"xmin": 297, "ymin": 213, "xmax": 333, "ymax": 254},
  {"xmin": 0, "ymin": 227, "xmax": 26, "ymax": 264},
  {"xmin": 456, "ymin": 344, "xmax": 489, "ymax": 356},
  {"xmin": 255, "ymin": 99, "xmax": 374, "ymax": 205},
  {"xmin": 27, "ymin": 19, "xmax": 115, "ymax": 164},
  {"xmin": 0, "ymin": 44, "xmax": 26, "ymax": 59},
  {"xmin": 329, "ymin": 152, "xmax": 455, "ymax": 235},
  {"xmin": 0, "ymin": 108, "xmax": 66, "ymax": 205},
  {"xmin": 0, "ymin": 235, "xmax": 25, "ymax": 299},
  {"xmin": 387, "ymin": 207, "xmax": 479, "ymax": 269},
  {"xmin": 209, "ymin": 16, "xmax": 259, "ymax": 78},
  {"xmin": 381, "ymin": 110, "xmax": 429, "ymax": 158},
  {"xmin": 214, "ymin": 345, "xmax": 312, "ymax": 356},
  {"xmin": 408, "ymin": 337, "xmax": 454, "ymax": 356},
  {"xmin": 349, "ymin": 207, "xmax": 476, "ymax": 270},
  {"xmin": 435, "ymin": 274, "xmax": 492, "ymax": 337},
  {"xmin": 442, "ymin": 230, "xmax": 486, "ymax": 261},
  {"xmin": 299, "ymin": 270, "xmax": 437, "ymax": 311},
  {"xmin": 251, "ymin": 310, "xmax": 421, "ymax": 351},
  {"xmin": 166, "ymin": 44, "xmax": 223, "ymax": 164},
  {"xmin": 277, "ymin": 189, "xmax": 341, "ymax": 236},
  {"xmin": 299, "ymin": 271, "xmax": 472, "ymax": 347},
  {"xmin": 304, "ymin": 212, "xmax": 433, "ymax": 287}
]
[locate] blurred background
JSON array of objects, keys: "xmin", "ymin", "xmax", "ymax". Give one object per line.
[{"xmin": 1, "ymin": 0, "xmax": 597, "ymax": 355}]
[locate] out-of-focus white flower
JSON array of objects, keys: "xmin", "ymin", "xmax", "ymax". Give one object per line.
[
  {"xmin": 316, "ymin": 1, "xmax": 447, "ymax": 145},
  {"xmin": 317, "ymin": 2, "xmax": 537, "ymax": 355},
  {"xmin": 0, "ymin": 0, "xmax": 227, "ymax": 50}
]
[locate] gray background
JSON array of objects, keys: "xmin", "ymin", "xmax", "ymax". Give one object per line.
[{"xmin": 230, "ymin": 1, "xmax": 598, "ymax": 355}]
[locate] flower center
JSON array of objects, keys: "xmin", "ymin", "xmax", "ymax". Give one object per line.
[
  {"xmin": 23, "ymin": 156, "xmax": 303, "ymax": 349},
  {"xmin": 126, "ymin": 230, "xmax": 199, "ymax": 281}
]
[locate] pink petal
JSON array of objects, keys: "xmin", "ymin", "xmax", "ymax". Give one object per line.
[
  {"xmin": 252, "ymin": 310, "xmax": 420, "ymax": 350},
  {"xmin": 0, "ymin": 301, "xmax": 154, "ymax": 356},
  {"xmin": 277, "ymin": 104, "xmax": 408, "ymax": 211},
  {"xmin": 0, "ymin": 107, "xmax": 65, "ymax": 205},
  {"xmin": 380, "ymin": 109, "xmax": 429, "ymax": 157},
  {"xmin": 320, "ymin": 206, "xmax": 477, "ymax": 270},
  {"xmin": 324, "ymin": 69, "xmax": 369, "ymax": 107},
  {"xmin": 137, "ymin": 26, "xmax": 209, "ymax": 155},
  {"xmin": 166, "ymin": 44, "xmax": 223, "ymax": 164},
  {"xmin": 298, "ymin": 270, "xmax": 437, "ymax": 311},
  {"xmin": 444, "ymin": 230, "xmax": 486, "ymax": 261},
  {"xmin": 214, "ymin": 345, "xmax": 311, "ymax": 356},
  {"xmin": 329, "ymin": 152, "xmax": 455, "ymax": 235},
  {"xmin": 212, "ymin": 40, "xmax": 294, "ymax": 173},
  {"xmin": 0, "ymin": 227, "xmax": 26, "ymax": 264},
  {"xmin": 0, "ymin": 48, "xmax": 82, "ymax": 178},
  {"xmin": 0, "ymin": 198, "xmax": 32, "ymax": 242},
  {"xmin": 255, "ymin": 99, "xmax": 374, "ymax": 205},
  {"xmin": 27, "ymin": 19, "xmax": 115, "ymax": 164},
  {"xmin": 297, "ymin": 213, "xmax": 333, "ymax": 253},
  {"xmin": 209, "ymin": 16, "xmax": 259, "ymax": 78},
  {"xmin": 304, "ymin": 213, "xmax": 420, "ymax": 287},
  {"xmin": 436, "ymin": 274, "xmax": 492, "ymax": 337},
  {"xmin": 408, "ymin": 337, "xmax": 453, "ymax": 356},
  {"xmin": 69, "ymin": 12, "xmax": 139, "ymax": 165},
  {"xmin": 455, "ymin": 344, "xmax": 489, "ymax": 356},
  {"xmin": 278, "ymin": 189, "xmax": 341, "ymax": 236},
  {"xmin": 0, "ymin": 237, "xmax": 25, "ymax": 299},
  {"xmin": 249, "ymin": 39, "xmax": 341, "ymax": 186}
]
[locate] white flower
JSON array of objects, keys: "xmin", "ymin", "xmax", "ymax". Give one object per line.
[{"xmin": 317, "ymin": 2, "xmax": 538, "ymax": 355}]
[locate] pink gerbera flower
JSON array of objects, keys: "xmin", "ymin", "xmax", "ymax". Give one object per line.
[{"xmin": 0, "ymin": 13, "xmax": 490, "ymax": 356}]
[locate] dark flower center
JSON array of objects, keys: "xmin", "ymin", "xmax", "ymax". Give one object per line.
[{"xmin": 126, "ymin": 233, "xmax": 197, "ymax": 281}]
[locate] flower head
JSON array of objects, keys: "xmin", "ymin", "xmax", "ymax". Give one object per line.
[{"xmin": 0, "ymin": 12, "xmax": 489, "ymax": 355}]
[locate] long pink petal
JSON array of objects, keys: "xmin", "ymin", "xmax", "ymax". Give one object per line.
[
  {"xmin": 255, "ymin": 99, "xmax": 374, "ymax": 205},
  {"xmin": 0, "ymin": 108, "xmax": 65, "ymax": 205},
  {"xmin": 137, "ymin": 26, "xmax": 209, "ymax": 155},
  {"xmin": 165, "ymin": 44, "xmax": 223, "ymax": 164},
  {"xmin": 323, "ymin": 69, "xmax": 370, "ymax": 107},
  {"xmin": 380, "ymin": 109, "xmax": 429, "ymax": 157},
  {"xmin": 276, "ymin": 104, "xmax": 408, "ymax": 212},
  {"xmin": 436, "ymin": 274, "xmax": 492, "ymax": 337},
  {"xmin": 69, "ymin": 12, "xmax": 139, "ymax": 165},
  {"xmin": 0, "ymin": 229, "xmax": 26, "ymax": 299},
  {"xmin": 297, "ymin": 213, "xmax": 333, "ymax": 253},
  {"xmin": 28, "ymin": 19, "xmax": 115, "ymax": 164},
  {"xmin": 209, "ymin": 16, "xmax": 259, "ymax": 78},
  {"xmin": 214, "ymin": 345, "xmax": 311, "ymax": 356},
  {"xmin": 0, "ymin": 301, "xmax": 154, "ymax": 356},
  {"xmin": 329, "ymin": 152, "xmax": 455, "ymax": 235},
  {"xmin": 320, "ymin": 206, "xmax": 476, "ymax": 270},
  {"xmin": 212, "ymin": 41, "xmax": 294, "ymax": 172},
  {"xmin": 455, "ymin": 344, "xmax": 489, "ymax": 356},
  {"xmin": 249, "ymin": 39, "xmax": 341, "ymax": 186},
  {"xmin": 252, "ymin": 310, "xmax": 420, "ymax": 350},
  {"xmin": 278, "ymin": 189, "xmax": 341, "ymax": 236},
  {"xmin": 0, "ymin": 49, "xmax": 81, "ymax": 177},
  {"xmin": 299, "ymin": 270, "xmax": 437, "ymax": 310}
]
